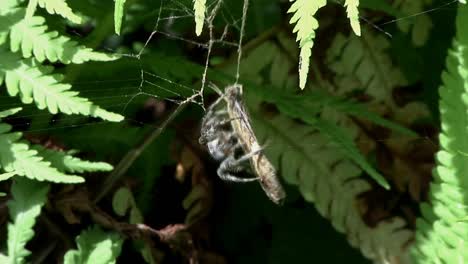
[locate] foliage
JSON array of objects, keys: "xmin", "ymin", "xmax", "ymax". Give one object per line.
[
  {"xmin": 0, "ymin": 0, "xmax": 122, "ymax": 183},
  {"xmin": 410, "ymin": 3, "xmax": 468, "ymax": 262},
  {"xmin": 392, "ymin": 0, "xmax": 433, "ymax": 46},
  {"xmin": 0, "ymin": 178, "xmax": 49, "ymax": 264},
  {"xmin": 287, "ymin": 0, "xmax": 361, "ymax": 89},
  {"xmin": 193, "ymin": 0, "xmax": 207, "ymax": 36},
  {"xmin": 30, "ymin": 0, "xmax": 83, "ymax": 24},
  {"xmin": 233, "ymin": 37, "xmax": 410, "ymax": 262},
  {"xmin": 0, "ymin": 0, "xmax": 466, "ymax": 263},
  {"xmin": 114, "ymin": 0, "xmax": 127, "ymax": 35},
  {"xmin": 287, "ymin": 0, "xmax": 327, "ymax": 89},
  {"xmin": 0, "ymin": 109, "xmax": 84, "ymax": 183},
  {"xmin": 63, "ymin": 226, "xmax": 123, "ymax": 264},
  {"xmin": 345, "ymin": 0, "xmax": 361, "ymax": 36},
  {"xmin": 326, "ymin": 30, "xmax": 407, "ymax": 105},
  {"xmin": 32, "ymin": 145, "xmax": 114, "ymax": 173}
]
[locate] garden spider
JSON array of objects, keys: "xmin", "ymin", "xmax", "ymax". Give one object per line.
[
  {"xmin": 199, "ymin": 84, "xmax": 286, "ymax": 204},
  {"xmin": 199, "ymin": 94, "xmax": 260, "ymax": 183}
]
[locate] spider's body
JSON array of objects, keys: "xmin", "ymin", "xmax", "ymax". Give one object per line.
[
  {"xmin": 199, "ymin": 84, "xmax": 286, "ymax": 204},
  {"xmin": 199, "ymin": 95, "xmax": 257, "ymax": 183}
]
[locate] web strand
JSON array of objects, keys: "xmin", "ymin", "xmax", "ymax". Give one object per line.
[
  {"xmin": 0, "ymin": 0, "xmax": 456, "ymax": 152},
  {"xmin": 235, "ymin": 0, "xmax": 249, "ymax": 85}
]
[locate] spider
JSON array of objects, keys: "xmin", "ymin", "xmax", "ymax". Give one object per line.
[
  {"xmin": 199, "ymin": 95, "xmax": 260, "ymax": 183},
  {"xmin": 199, "ymin": 84, "xmax": 286, "ymax": 204}
]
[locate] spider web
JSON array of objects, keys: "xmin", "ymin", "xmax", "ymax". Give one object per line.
[{"xmin": 0, "ymin": 0, "xmax": 462, "ymax": 149}]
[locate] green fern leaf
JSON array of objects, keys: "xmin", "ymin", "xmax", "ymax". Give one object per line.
[
  {"xmin": 331, "ymin": 100, "xmax": 418, "ymax": 136},
  {"xmin": 255, "ymin": 89, "xmax": 390, "ymax": 189},
  {"xmin": 8, "ymin": 9, "xmax": 117, "ymax": 64},
  {"xmin": 0, "ymin": 107, "xmax": 22, "ymax": 119},
  {"xmin": 245, "ymin": 91, "xmax": 412, "ymax": 262},
  {"xmin": 411, "ymin": 3, "xmax": 468, "ymax": 262},
  {"xmin": 344, "ymin": 0, "xmax": 361, "ymax": 36},
  {"xmin": 0, "ymin": 171, "xmax": 17, "ymax": 181},
  {"xmin": 288, "ymin": 0, "xmax": 327, "ymax": 89},
  {"xmin": 33, "ymin": 145, "xmax": 113, "ymax": 173},
  {"xmin": 326, "ymin": 30, "xmax": 407, "ymax": 105},
  {"xmin": 0, "ymin": 3, "xmax": 22, "ymax": 45},
  {"xmin": 114, "ymin": 0, "xmax": 127, "ymax": 35},
  {"xmin": 0, "ymin": 122, "xmax": 84, "ymax": 183},
  {"xmin": 37, "ymin": 0, "xmax": 83, "ymax": 24},
  {"xmin": 0, "ymin": 50, "xmax": 123, "ymax": 122},
  {"xmin": 7, "ymin": 178, "xmax": 49, "ymax": 264},
  {"xmin": 64, "ymin": 226, "xmax": 123, "ymax": 264},
  {"xmin": 314, "ymin": 119, "xmax": 389, "ymax": 189},
  {"xmin": 193, "ymin": 0, "xmax": 206, "ymax": 36},
  {"xmin": 393, "ymin": 0, "xmax": 433, "ymax": 46}
]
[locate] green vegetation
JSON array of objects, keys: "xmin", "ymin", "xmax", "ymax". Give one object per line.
[{"xmin": 0, "ymin": 0, "xmax": 466, "ymax": 263}]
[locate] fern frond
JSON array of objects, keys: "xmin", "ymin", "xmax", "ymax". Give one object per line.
[
  {"xmin": 288, "ymin": 0, "xmax": 327, "ymax": 89},
  {"xmin": 326, "ymin": 30, "xmax": 407, "ymax": 105},
  {"xmin": 230, "ymin": 37, "xmax": 414, "ymax": 258},
  {"xmin": 64, "ymin": 226, "xmax": 123, "ymax": 264},
  {"xmin": 411, "ymin": 3, "xmax": 468, "ymax": 262},
  {"xmin": 37, "ymin": 0, "xmax": 83, "ymax": 24},
  {"xmin": 246, "ymin": 94, "xmax": 412, "ymax": 262},
  {"xmin": 33, "ymin": 145, "xmax": 113, "ymax": 173},
  {"xmin": 0, "ymin": 50, "xmax": 123, "ymax": 122},
  {"xmin": 8, "ymin": 9, "xmax": 116, "ymax": 63},
  {"xmin": 0, "ymin": 122, "xmax": 84, "ymax": 183},
  {"xmin": 193, "ymin": 0, "xmax": 206, "ymax": 36},
  {"xmin": 314, "ymin": 119, "xmax": 389, "ymax": 189},
  {"xmin": 114, "ymin": 0, "xmax": 127, "ymax": 35},
  {"xmin": 7, "ymin": 178, "xmax": 49, "ymax": 264},
  {"xmin": 344, "ymin": 0, "xmax": 361, "ymax": 36}
]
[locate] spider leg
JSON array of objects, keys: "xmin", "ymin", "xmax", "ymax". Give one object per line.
[
  {"xmin": 205, "ymin": 93, "xmax": 225, "ymax": 114},
  {"xmin": 216, "ymin": 146, "xmax": 264, "ymax": 182},
  {"xmin": 217, "ymin": 156, "xmax": 258, "ymax": 182}
]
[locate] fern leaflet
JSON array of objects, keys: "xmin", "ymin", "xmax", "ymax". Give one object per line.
[
  {"xmin": 9, "ymin": 15, "xmax": 117, "ymax": 64},
  {"xmin": 314, "ymin": 119, "xmax": 389, "ymax": 189},
  {"xmin": 37, "ymin": 0, "xmax": 83, "ymax": 24},
  {"xmin": 0, "ymin": 107, "xmax": 22, "ymax": 118},
  {"xmin": 33, "ymin": 145, "xmax": 114, "ymax": 173},
  {"xmin": 6, "ymin": 178, "xmax": 49, "ymax": 264},
  {"xmin": 193, "ymin": 0, "xmax": 207, "ymax": 36},
  {"xmin": 0, "ymin": 49, "xmax": 123, "ymax": 122},
  {"xmin": 64, "ymin": 226, "xmax": 123, "ymax": 264},
  {"xmin": 410, "ymin": 3, "xmax": 468, "ymax": 262},
  {"xmin": 0, "ymin": 122, "xmax": 84, "ymax": 183},
  {"xmin": 326, "ymin": 30, "xmax": 407, "ymax": 105},
  {"xmin": 288, "ymin": 0, "xmax": 326, "ymax": 89},
  {"xmin": 114, "ymin": 0, "xmax": 127, "ymax": 35},
  {"xmin": 344, "ymin": 0, "xmax": 361, "ymax": 36}
]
